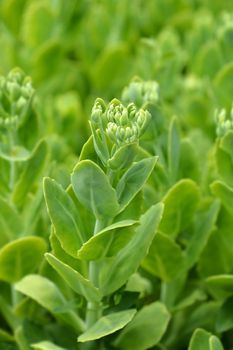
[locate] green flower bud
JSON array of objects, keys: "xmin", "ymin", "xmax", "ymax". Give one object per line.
[
  {"xmin": 116, "ymin": 126, "xmax": 125, "ymax": 143},
  {"xmin": 125, "ymin": 126, "xmax": 132, "ymax": 140},
  {"xmin": 106, "ymin": 122, "xmax": 117, "ymax": 142},
  {"xmin": 119, "ymin": 109, "xmax": 128, "ymax": 126},
  {"xmin": 127, "ymin": 103, "xmax": 137, "ymax": 120},
  {"xmin": 16, "ymin": 96, "xmax": 27, "ymax": 112},
  {"xmin": 91, "ymin": 98, "xmax": 106, "ymax": 124}
]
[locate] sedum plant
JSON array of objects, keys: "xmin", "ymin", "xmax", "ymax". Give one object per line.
[
  {"xmin": 41, "ymin": 98, "xmax": 168, "ymax": 349},
  {"xmin": 0, "ymin": 69, "xmax": 49, "ymax": 350},
  {"xmin": 13, "ymin": 97, "xmax": 172, "ymax": 350}
]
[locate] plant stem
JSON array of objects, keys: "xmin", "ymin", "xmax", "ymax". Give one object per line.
[
  {"xmin": 86, "ymin": 220, "xmax": 103, "ymax": 326},
  {"xmin": 8, "ymin": 129, "xmax": 16, "ymax": 190},
  {"xmin": 85, "ymin": 219, "xmax": 105, "ymax": 349}
]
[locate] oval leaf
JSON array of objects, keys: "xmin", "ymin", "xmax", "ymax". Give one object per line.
[
  {"xmin": 99, "ymin": 203, "xmax": 164, "ymax": 295},
  {"xmin": 45, "ymin": 253, "xmax": 101, "ymax": 303},
  {"xmin": 13, "ymin": 139, "xmax": 48, "ymax": 207},
  {"xmin": 0, "ymin": 237, "xmax": 47, "ymax": 282},
  {"xmin": 159, "ymin": 179, "xmax": 200, "ymax": 237},
  {"xmin": 116, "ymin": 157, "xmax": 157, "ymax": 212},
  {"xmin": 71, "ymin": 160, "xmax": 119, "ymax": 219},
  {"xmin": 44, "ymin": 177, "xmax": 84, "ymax": 257},
  {"xmin": 31, "ymin": 341, "xmax": 66, "ymax": 350},
  {"xmin": 114, "ymin": 302, "xmax": 170, "ymax": 350},
  {"xmin": 142, "ymin": 232, "xmax": 184, "ymax": 282},
  {"xmin": 15, "ymin": 274, "xmax": 85, "ymax": 332},
  {"xmin": 78, "ymin": 220, "xmax": 138, "ymax": 260},
  {"xmin": 78, "ymin": 309, "xmax": 136, "ymax": 342}
]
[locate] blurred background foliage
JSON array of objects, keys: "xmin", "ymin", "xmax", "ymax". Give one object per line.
[{"xmin": 0, "ymin": 0, "xmax": 233, "ymax": 157}]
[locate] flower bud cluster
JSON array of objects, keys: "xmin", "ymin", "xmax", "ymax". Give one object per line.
[
  {"xmin": 121, "ymin": 79, "xmax": 159, "ymax": 107},
  {"xmin": 91, "ymin": 98, "xmax": 151, "ymax": 147},
  {"xmin": 215, "ymin": 107, "xmax": 233, "ymax": 137},
  {"xmin": 0, "ymin": 68, "xmax": 34, "ymax": 130}
]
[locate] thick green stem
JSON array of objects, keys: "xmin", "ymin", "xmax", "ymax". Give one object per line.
[
  {"xmin": 85, "ymin": 219, "xmax": 105, "ymax": 349},
  {"xmin": 86, "ymin": 220, "xmax": 103, "ymax": 326},
  {"xmin": 8, "ymin": 129, "xmax": 16, "ymax": 190}
]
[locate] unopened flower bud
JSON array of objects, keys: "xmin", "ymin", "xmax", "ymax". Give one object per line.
[
  {"xmin": 119, "ymin": 109, "xmax": 128, "ymax": 126},
  {"xmin": 16, "ymin": 96, "xmax": 27, "ymax": 112}
]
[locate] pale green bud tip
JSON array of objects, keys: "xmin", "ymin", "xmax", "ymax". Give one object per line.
[
  {"xmin": 91, "ymin": 98, "xmax": 106, "ymax": 123},
  {"xmin": 215, "ymin": 107, "xmax": 233, "ymax": 137}
]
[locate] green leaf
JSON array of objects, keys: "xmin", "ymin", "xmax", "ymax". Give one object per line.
[
  {"xmin": 78, "ymin": 220, "xmax": 138, "ymax": 260},
  {"xmin": 107, "ymin": 143, "xmax": 138, "ymax": 170},
  {"xmin": 216, "ymin": 296, "xmax": 233, "ymax": 333},
  {"xmin": 173, "ymin": 289, "xmax": 207, "ymax": 312},
  {"xmin": 79, "ymin": 135, "xmax": 98, "ymax": 163},
  {"xmin": 0, "ymin": 237, "xmax": 47, "ymax": 282},
  {"xmin": 116, "ymin": 157, "xmax": 157, "ymax": 212},
  {"xmin": 215, "ymin": 145, "xmax": 233, "ymax": 188},
  {"xmin": 159, "ymin": 179, "xmax": 200, "ymax": 237},
  {"xmin": 188, "ymin": 329, "xmax": 211, "ymax": 350},
  {"xmin": 21, "ymin": 1, "xmax": 56, "ymax": 48},
  {"xmin": 45, "ymin": 253, "xmax": 100, "ymax": 303},
  {"xmin": 211, "ymin": 180, "xmax": 233, "ymax": 215},
  {"xmin": 31, "ymin": 341, "xmax": 66, "ymax": 350},
  {"xmin": 142, "ymin": 232, "xmax": 184, "ymax": 282},
  {"xmin": 214, "ymin": 61, "xmax": 233, "ymax": 108},
  {"xmin": 168, "ymin": 117, "xmax": 180, "ymax": 183},
  {"xmin": 180, "ymin": 139, "xmax": 199, "ymax": 181},
  {"xmin": 78, "ymin": 309, "xmax": 136, "ymax": 342},
  {"xmin": 15, "ymin": 274, "xmax": 68, "ymax": 313},
  {"xmin": 114, "ymin": 302, "xmax": 170, "ymax": 350},
  {"xmin": 209, "ymin": 336, "xmax": 224, "ymax": 350},
  {"xmin": 220, "ymin": 130, "xmax": 233, "ymax": 155},
  {"xmin": 188, "ymin": 328, "xmax": 223, "ymax": 350},
  {"xmin": 15, "ymin": 275, "xmax": 85, "ymax": 332},
  {"xmin": 205, "ymin": 275, "xmax": 233, "ymax": 299},
  {"xmin": 44, "ymin": 177, "xmax": 84, "ymax": 257},
  {"xmin": 71, "ymin": 160, "xmax": 119, "ymax": 219},
  {"xmin": 99, "ymin": 203, "xmax": 164, "ymax": 295},
  {"xmin": 49, "ymin": 230, "xmax": 81, "ymax": 272},
  {"xmin": 185, "ymin": 200, "xmax": 220, "ymax": 269},
  {"xmin": 0, "ymin": 196, "xmax": 23, "ymax": 244},
  {"xmin": 13, "ymin": 140, "xmax": 48, "ymax": 207},
  {"xmin": 0, "ymin": 144, "xmax": 30, "ymax": 161}
]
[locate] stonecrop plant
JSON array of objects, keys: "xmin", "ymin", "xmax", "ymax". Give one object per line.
[
  {"xmin": 2, "ymin": 1, "xmax": 233, "ymax": 349},
  {"xmin": 41, "ymin": 98, "xmax": 166, "ymax": 349}
]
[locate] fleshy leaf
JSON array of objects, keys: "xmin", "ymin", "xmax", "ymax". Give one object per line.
[
  {"xmin": 71, "ymin": 160, "xmax": 119, "ymax": 219},
  {"xmin": 114, "ymin": 302, "xmax": 170, "ymax": 350},
  {"xmin": 188, "ymin": 328, "xmax": 223, "ymax": 350},
  {"xmin": 78, "ymin": 220, "xmax": 138, "ymax": 260},
  {"xmin": 45, "ymin": 253, "xmax": 101, "ymax": 302},
  {"xmin": 31, "ymin": 341, "xmax": 66, "ymax": 350},
  {"xmin": 99, "ymin": 203, "xmax": 164, "ymax": 295},
  {"xmin": 142, "ymin": 232, "xmax": 184, "ymax": 281},
  {"xmin": 15, "ymin": 275, "xmax": 85, "ymax": 332},
  {"xmin": 159, "ymin": 179, "xmax": 200, "ymax": 237},
  {"xmin": 78, "ymin": 309, "xmax": 136, "ymax": 342},
  {"xmin": 44, "ymin": 177, "xmax": 84, "ymax": 257},
  {"xmin": 211, "ymin": 180, "xmax": 233, "ymax": 215},
  {"xmin": 13, "ymin": 140, "xmax": 48, "ymax": 207},
  {"xmin": 116, "ymin": 157, "xmax": 157, "ymax": 212},
  {"xmin": 0, "ymin": 237, "xmax": 47, "ymax": 282},
  {"xmin": 0, "ymin": 196, "xmax": 23, "ymax": 244},
  {"xmin": 185, "ymin": 200, "xmax": 220, "ymax": 269}
]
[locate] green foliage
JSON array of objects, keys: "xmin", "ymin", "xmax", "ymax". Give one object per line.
[{"xmin": 1, "ymin": 1, "xmax": 233, "ymax": 349}]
